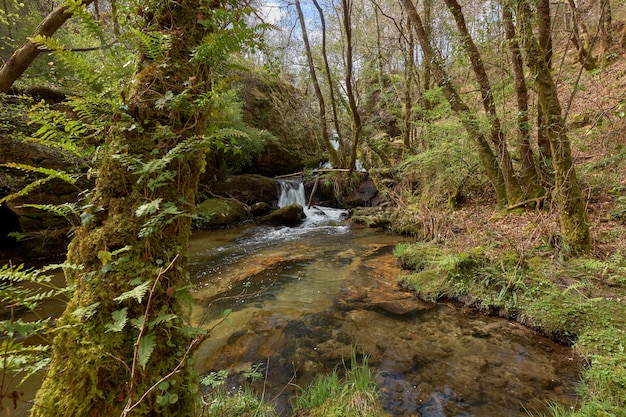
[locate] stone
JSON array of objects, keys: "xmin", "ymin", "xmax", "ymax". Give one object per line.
[
  {"xmin": 195, "ymin": 198, "xmax": 248, "ymax": 228},
  {"xmin": 259, "ymin": 204, "xmax": 305, "ymax": 226}
]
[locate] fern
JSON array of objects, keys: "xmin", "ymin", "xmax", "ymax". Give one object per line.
[
  {"xmin": 21, "ymin": 203, "xmax": 81, "ymax": 226},
  {"xmin": 131, "ymin": 28, "xmax": 171, "ymax": 61},
  {"xmin": 0, "ymin": 163, "xmax": 78, "ymax": 204},
  {"xmin": 29, "ymin": 34, "xmax": 102, "ymax": 91},
  {"xmin": 27, "ymin": 102, "xmax": 87, "ymax": 157}
]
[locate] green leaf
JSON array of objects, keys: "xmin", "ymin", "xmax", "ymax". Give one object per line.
[
  {"xmin": 105, "ymin": 308, "xmax": 128, "ymax": 332},
  {"xmin": 71, "ymin": 302, "xmax": 101, "ymax": 321},
  {"xmin": 114, "ymin": 281, "xmax": 151, "ymax": 303},
  {"xmin": 136, "ymin": 199, "xmax": 162, "ymax": 217},
  {"xmin": 97, "ymin": 249, "xmax": 112, "ymax": 265},
  {"xmin": 138, "ymin": 333, "xmax": 156, "ymax": 369}
]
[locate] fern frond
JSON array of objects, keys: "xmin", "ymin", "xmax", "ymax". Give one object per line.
[
  {"xmin": 131, "ymin": 28, "xmax": 171, "ymax": 61},
  {"xmin": 0, "ymin": 163, "xmax": 78, "ymax": 183},
  {"xmin": 21, "ymin": 203, "xmax": 80, "ymax": 226},
  {"xmin": 0, "ymin": 163, "xmax": 79, "ymax": 204}
]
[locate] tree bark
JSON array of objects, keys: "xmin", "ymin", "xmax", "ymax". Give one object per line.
[
  {"xmin": 402, "ymin": 17, "xmax": 415, "ymax": 148},
  {"xmin": 599, "ymin": 0, "xmax": 612, "ymax": 65},
  {"xmin": 443, "ymin": 0, "xmax": 523, "ymax": 204},
  {"xmin": 566, "ymin": 0, "xmax": 598, "ymax": 70},
  {"xmin": 295, "ymin": 0, "xmax": 341, "ymax": 168},
  {"xmin": 0, "ymin": 0, "xmax": 95, "ymax": 93},
  {"xmin": 502, "ymin": 0, "xmax": 543, "ymax": 199},
  {"xmin": 518, "ymin": 0, "xmax": 591, "ymax": 253},
  {"xmin": 403, "ymin": 0, "xmax": 507, "ymax": 206},
  {"xmin": 536, "ymin": 0, "xmax": 554, "ymax": 181},
  {"xmin": 341, "ymin": 0, "xmax": 362, "ymax": 173},
  {"xmin": 312, "ymin": 0, "xmax": 344, "ymax": 147},
  {"xmin": 31, "ymin": 1, "xmax": 235, "ymax": 415}
]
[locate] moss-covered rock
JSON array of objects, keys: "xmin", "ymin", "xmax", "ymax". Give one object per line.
[
  {"xmin": 259, "ymin": 204, "xmax": 304, "ymax": 226},
  {"xmin": 236, "ymin": 71, "xmax": 318, "ymax": 176},
  {"xmin": 196, "ymin": 198, "xmax": 248, "ymax": 228}
]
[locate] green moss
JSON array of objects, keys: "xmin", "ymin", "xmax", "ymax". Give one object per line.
[
  {"xmin": 196, "ymin": 198, "xmax": 247, "ymax": 227},
  {"xmin": 395, "ymin": 242, "xmax": 626, "ymax": 415}
]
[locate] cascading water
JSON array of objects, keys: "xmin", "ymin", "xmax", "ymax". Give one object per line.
[
  {"xmin": 277, "ymin": 180, "xmax": 307, "ymax": 208},
  {"xmin": 276, "ymin": 179, "xmax": 348, "ymax": 228}
]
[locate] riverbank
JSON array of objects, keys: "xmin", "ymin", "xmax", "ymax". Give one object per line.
[{"xmin": 388, "ymin": 200, "xmax": 626, "ymax": 416}]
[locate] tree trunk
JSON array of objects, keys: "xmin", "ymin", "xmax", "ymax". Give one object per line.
[
  {"xmin": 566, "ymin": 0, "xmax": 598, "ymax": 70},
  {"xmin": 32, "ymin": 1, "xmax": 236, "ymax": 415},
  {"xmin": 0, "ymin": 0, "xmax": 95, "ymax": 93},
  {"xmin": 342, "ymin": 0, "xmax": 362, "ymax": 173},
  {"xmin": 403, "ymin": 0, "xmax": 507, "ymax": 206},
  {"xmin": 536, "ymin": 0, "xmax": 554, "ymax": 181},
  {"xmin": 443, "ymin": 0, "xmax": 523, "ymax": 204},
  {"xmin": 599, "ymin": 0, "xmax": 612, "ymax": 65},
  {"xmin": 518, "ymin": 0, "xmax": 591, "ymax": 253},
  {"xmin": 503, "ymin": 0, "xmax": 543, "ymax": 199},
  {"xmin": 295, "ymin": 0, "xmax": 341, "ymax": 168},
  {"xmin": 402, "ymin": 18, "xmax": 415, "ymax": 148},
  {"xmin": 312, "ymin": 0, "xmax": 344, "ymax": 147}
]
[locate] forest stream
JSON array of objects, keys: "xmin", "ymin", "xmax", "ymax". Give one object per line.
[
  {"xmin": 8, "ymin": 204, "xmax": 582, "ymax": 417},
  {"xmin": 188, "ymin": 207, "xmax": 582, "ymax": 416}
]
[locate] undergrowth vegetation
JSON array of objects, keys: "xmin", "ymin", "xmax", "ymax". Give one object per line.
[{"xmin": 394, "ymin": 239, "xmax": 626, "ymax": 415}]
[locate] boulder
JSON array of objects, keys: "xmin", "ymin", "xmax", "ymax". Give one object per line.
[
  {"xmin": 195, "ymin": 198, "xmax": 248, "ymax": 228},
  {"xmin": 260, "ymin": 204, "xmax": 305, "ymax": 227},
  {"xmin": 0, "ymin": 135, "xmax": 93, "ymax": 259},
  {"xmin": 207, "ymin": 174, "xmax": 278, "ymax": 205}
]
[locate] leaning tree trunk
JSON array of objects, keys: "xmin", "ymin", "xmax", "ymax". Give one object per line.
[
  {"xmin": 312, "ymin": 0, "xmax": 344, "ymax": 146},
  {"xmin": 518, "ymin": 0, "xmax": 591, "ymax": 253},
  {"xmin": 0, "ymin": 0, "xmax": 96, "ymax": 93},
  {"xmin": 443, "ymin": 0, "xmax": 523, "ymax": 204},
  {"xmin": 295, "ymin": 0, "xmax": 341, "ymax": 168},
  {"xmin": 403, "ymin": 0, "xmax": 507, "ymax": 206},
  {"xmin": 32, "ymin": 1, "xmax": 229, "ymax": 416}
]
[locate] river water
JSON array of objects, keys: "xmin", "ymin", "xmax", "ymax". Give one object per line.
[
  {"xmin": 188, "ymin": 218, "xmax": 581, "ymax": 416},
  {"xmin": 5, "ymin": 206, "xmax": 581, "ymax": 417}
]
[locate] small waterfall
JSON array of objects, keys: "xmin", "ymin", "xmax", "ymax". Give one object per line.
[
  {"xmin": 277, "ymin": 180, "xmax": 307, "ymax": 208},
  {"xmin": 276, "ymin": 179, "xmax": 348, "ymax": 228}
]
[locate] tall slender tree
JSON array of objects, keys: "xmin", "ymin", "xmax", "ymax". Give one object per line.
[
  {"xmin": 403, "ymin": 0, "xmax": 508, "ymax": 206},
  {"xmin": 341, "ymin": 0, "xmax": 362, "ymax": 172},
  {"xmin": 312, "ymin": 0, "xmax": 343, "ymax": 147},
  {"xmin": 443, "ymin": 0, "xmax": 523, "ymax": 204},
  {"xmin": 295, "ymin": 0, "xmax": 341, "ymax": 168},
  {"xmin": 502, "ymin": 0, "xmax": 542, "ymax": 199},
  {"xmin": 517, "ymin": 0, "xmax": 591, "ymax": 252}
]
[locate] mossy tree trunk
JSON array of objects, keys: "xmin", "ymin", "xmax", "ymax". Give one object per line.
[
  {"xmin": 32, "ymin": 1, "xmax": 241, "ymax": 416},
  {"xmin": 342, "ymin": 0, "xmax": 363, "ymax": 173},
  {"xmin": 443, "ymin": 0, "xmax": 523, "ymax": 205},
  {"xmin": 502, "ymin": 1, "xmax": 543, "ymax": 200},
  {"xmin": 536, "ymin": 0, "xmax": 554, "ymax": 182},
  {"xmin": 403, "ymin": 0, "xmax": 508, "ymax": 207},
  {"xmin": 517, "ymin": 0, "xmax": 591, "ymax": 253}
]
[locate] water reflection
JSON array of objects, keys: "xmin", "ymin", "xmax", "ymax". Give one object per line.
[{"xmin": 189, "ymin": 225, "xmax": 581, "ymax": 416}]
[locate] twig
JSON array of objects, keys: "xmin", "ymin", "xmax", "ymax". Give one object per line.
[
  {"xmin": 121, "ymin": 255, "xmax": 179, "ymax": 417},
  {"xmin": 505, "ymin": 196, "xmax": 548, "ymax": 211}
]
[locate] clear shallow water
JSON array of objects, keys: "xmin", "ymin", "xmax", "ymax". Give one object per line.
[
  {"xmin": 188, "ymin": 223, "xmax": 581, "ymax": 417},
  {"xmin": 4, "ymin": 216, "xmax": 580, "ymax": 416}
]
